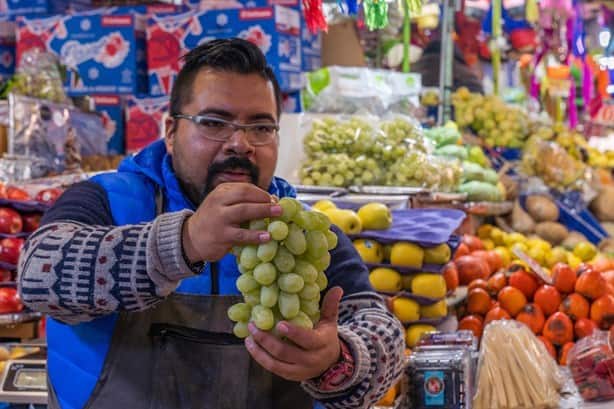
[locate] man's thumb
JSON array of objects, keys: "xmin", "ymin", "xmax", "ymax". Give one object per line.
[{"xmin": 320, "ymin": 286, "xmax": 343, "ymax": 322}]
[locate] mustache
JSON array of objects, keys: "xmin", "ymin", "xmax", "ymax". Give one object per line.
[{"xmin": 204, "ymin": 156, "xmax": 260, "ymax": 194}]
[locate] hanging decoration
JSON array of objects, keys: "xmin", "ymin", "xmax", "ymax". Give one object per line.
[
  {"xmin": 302, "ymin": 0, "xmax": 328, "ymax": 34},
  {"xmin": 363, "ymin": 0, "xmax": 389, "ymax": 30}
]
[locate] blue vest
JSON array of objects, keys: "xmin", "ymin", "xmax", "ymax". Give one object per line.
[{"xmin": 46, "ymin": 141, "xmax": 297, "ymax": 409}]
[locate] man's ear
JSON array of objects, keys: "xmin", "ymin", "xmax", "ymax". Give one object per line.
[{"xmin": 164, "ymin": 114, "xmax": 176, "ymax": 155}]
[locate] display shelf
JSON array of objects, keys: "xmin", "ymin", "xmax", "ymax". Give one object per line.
[{"xmin": 462, "ymin": 200, "xmax": 514, "ymax": 216}]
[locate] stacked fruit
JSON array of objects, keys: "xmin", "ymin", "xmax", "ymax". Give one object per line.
[
  {"xmin": 228, "ymin": 198, "xmax": 337, "ymax": 337},
  {"xmin": 456, "ymin": 234, "xmax": 613, "ymax": 365}
]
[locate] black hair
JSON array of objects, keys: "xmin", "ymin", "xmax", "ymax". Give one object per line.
[{"xmin": 169, "ymin": 38, "xmax": 282, "ymax": 118}]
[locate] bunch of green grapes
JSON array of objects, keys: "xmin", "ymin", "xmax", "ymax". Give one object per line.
[
  {"xmin": 303, "ymin": 117, "xmax": 374, "ymax": 157},
  {"xmin": 228, "ymin": 197, "xmax": 338, "ymax": 338},
  {"xmin": 380, "ymin": 118, "xmax": 428, "ymax": 152},
  {"xmin": 299, "ymin": 153, "xmax": 384, "ymax": 187},
  {"xmin": 385, "ymin": 151, "xmax": 453, "ymax": 190}
]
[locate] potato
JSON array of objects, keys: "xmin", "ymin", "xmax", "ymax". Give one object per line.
[
  {"xmin": 535, "ymin": 222, "xmax": 569, "ymax": 245},
  {"xmin": 526, "ymin": 195, "xmax": 559, "ymax": 222}
]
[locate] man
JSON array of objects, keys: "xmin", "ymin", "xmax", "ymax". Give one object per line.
[{"xmin": 18, "ymin": 39, "xmax": 405, "ymax": 409}]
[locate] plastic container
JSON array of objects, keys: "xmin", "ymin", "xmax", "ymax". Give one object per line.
[{"xmin": 567, "ymin": 330, "xmax": 614, "ymax": 402}]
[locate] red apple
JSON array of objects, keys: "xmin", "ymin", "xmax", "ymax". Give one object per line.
[
  {"xmin": 0, "ymin": 208, "xmax": 22, "ymax": 234},
  {"xmin": 0, "ymin": 238, "xmax": 24, "ymax": 265},
  {"xmin": 21, "ymin": 213, "xmax": 41, "ymax": 233},
  {"xmin": 5, "ymin": 186, "xmax": 30, "ymax": 201},
  {"xmin": 0, "ymin": 287, "xmax": 22, "ymax": 314},
  {"xmin": 0, "ymin": 269, "xmax": 11, "ymax": 282},
  {"xmin": 35, "ymin": 188, "xmax": 62, "ymax": 205}
]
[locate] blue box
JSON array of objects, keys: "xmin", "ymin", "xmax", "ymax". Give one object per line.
[
  {"xmin": 187, "ymin": 1, "xmax": 300, "ymax": 10},
  {"xmin": 17, "ymin": 11, "xmax": 147, "ymax": 95},
  {"xmin": 0, "ymin": 16, "xmax": 14, "ymax": 81},
  {"xmin": 0, "ymin": 0, "xmax": 79, "ymax": 16},
  {"xmin": 147, "ymin": 5, "xmax": 303, "ymax": 96},
  {"xmin": 301, "ymin": 23, "xmax": 321, "ymax": 72},
  {"xmin": 93, "ymin": 95, "xmax": 125, "ymax": 155}
]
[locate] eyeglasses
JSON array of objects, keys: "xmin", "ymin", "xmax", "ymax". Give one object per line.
[{"xmin": 173, "ymin": 114, "xmax": 279, "ymax": 146}]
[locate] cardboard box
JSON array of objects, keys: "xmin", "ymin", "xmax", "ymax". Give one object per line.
[
  {"xmin": 147, "ymin": 5, "xmax": 302, "ymax": 96},
  {"xmin": 125, "ymin": 94, "xmax": 168, "ymax": 153},
  {"xmin": 93, "ymin": 95, "xmax": 124, "ymax": 155},
  {"xmin": 321, "ymin": 20, "xmax": 365, "ymax": 67},
  {"xmin": 16, "ymin": 10, "xmax": 148, "ymax": 95}
]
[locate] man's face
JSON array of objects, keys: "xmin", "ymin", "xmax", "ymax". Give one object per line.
[{"xmin": 165, "ymin": 69, "xmax": 279, "ymax": 205}]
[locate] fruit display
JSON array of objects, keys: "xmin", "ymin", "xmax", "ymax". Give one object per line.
[
  {"xmin": 473, "ymin": 320, "xmax": 563, "ymax": 409},
  {"xmin": 567, "ymin": 330, "xmax": 614, "ymax": 401},
  {"xmin": 384, "ymin": 152, "xmax": 461, "ymax": 192},
  {"xmin": 452, "ymin": 88, "xmax": 530, "ymax": 148},
  {"xmin": 228, "ymin": 198, "xmax": 336, "ymax": 338},
  {"xmin": 313, "ymin": 200, "xmax": 393, "ymax": 235}
]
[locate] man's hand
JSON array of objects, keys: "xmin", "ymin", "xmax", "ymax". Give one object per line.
[
  {"xmin": 245, "ymin": 287, "xmax": 344, "ymax": 382},
  {"xmin": 182, "ymin": 183, "xmax": 281, "ymax": 263}
]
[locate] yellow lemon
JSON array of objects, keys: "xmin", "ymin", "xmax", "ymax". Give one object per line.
[
  {"xmin": 312, "ymin": 199, "xmax": 336, "ymax": 212},
  {"xmin": 392, "ymin": 298, "xmax": 420, "ymax": 322},
  {"xmin": 423, "ymin": 243, "xmax": 451, "ymax": 265},
  {"xmin": 390, "ymin": 242, "xmax": 424, "ymax": 268},
  {"xmin": 353, "ymin": 239, "xmax": 384, "ymax": 264},
  {"xmin": 411, "ymin": 274, "xmax": 447, "ymax": 298},
  {"xmin": 369, "ymin": 268, "xmax": 402, "ymax": 292},
  {"xmin": 420, "ymin": 300, "xmax": 448, "ymax": 318},
  {"xmin": 357, "ymin": 202, "xmax": 392, "ymax": 230}
]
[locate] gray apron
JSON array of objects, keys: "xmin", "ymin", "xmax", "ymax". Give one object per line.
[{"xmin": 48, "ymin": 189, "xmax": 314, "ymax": 409}]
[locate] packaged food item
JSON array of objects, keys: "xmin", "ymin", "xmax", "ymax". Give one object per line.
[{"xmin": 567, "ymin": 330, "xmax": 614, "ymax": 402}]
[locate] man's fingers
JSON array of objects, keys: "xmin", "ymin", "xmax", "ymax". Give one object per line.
[
  {"xmin": 226, "ymin": 203, "xmax": 282, "ymax": 224},
  {"xmin": 248, "ymin": 323, "xmax": 307, "ymax": 365},
  {"xmin": 319, "ymin": 286, "xmax": 343, "ymax": 323},
  {"xmin": 276, "ymin": 321, "xmax": 324, "ymax": 350},
  {"xmin": 225, "ymin": 227, "xmax": 271, "ymax": 246},
  {"xmin": 245, "ymin": 336, "xmax": 301, "ymax": 381},
  {"xmin": 215, "ymin": 183, "xmax": 272, "ymax": 206}
]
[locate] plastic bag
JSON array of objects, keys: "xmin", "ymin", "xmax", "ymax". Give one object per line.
[
  {"xmin": 473, "ymin": 320, "xmax": 564, "ymax": 409},
  {"xmin": 567, "ymin": 330, "xmax": 614, "ymax": 402}
]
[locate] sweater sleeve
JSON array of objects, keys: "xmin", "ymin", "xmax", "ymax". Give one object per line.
[
  {"xmin": 302, "ymin": 226, "xmax": 406, "ymax": 407},
  {"xmin": 18, "ymin": 181, "xmax": 197, "ymax": 324}
]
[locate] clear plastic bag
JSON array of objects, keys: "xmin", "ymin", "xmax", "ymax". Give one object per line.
[
  {"xmin": 567, "ymin": 330, "xmax": 614, "ymax": 402},
  {"xmin": 473, "ymin": 320, "xmax": 564, "ymax": 409}
]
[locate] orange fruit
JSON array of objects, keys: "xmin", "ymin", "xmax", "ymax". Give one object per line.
[
  {"xmin": 538, "ymin": 336, "xmax": 557, "ymax": 360},
  {"xmin": 575, "ymin": 268, "xmax": 607, "ymax": 300},
  {"xmin": 458, "ymin": 314, "xmax": 484, "ymax": 339},
  {"xmin": 552, "ymin": 263, "xmax": 576, "ymax": 294},
  {"xmin": 442, "ymin": 262, "xmax": 459, "ymax": 293},
  {"xmin": 559, "ymin": 293, "xmax": 590, "ymax": 321},
  {"xmin": 543, "ymin": 312, "xmax": 574, "ymax": 346},
  {"xmin": 534, "ymin": 285, "xmax": 562, "ymax": 316},
  {"xmin": 509, "ymin": 271, "xmax": 539, "ymax": 300},
  {"xmin": 559, "ymin": 342, "xmax": 575, "ymax": 365},
  {"xmin": 462, "ymin": 235, "xmax": 484, "ymax": 252},
  {"xmin": 485, "ymin": 251, "xmax": 504, "ymax": 273},
  {"xmin": 484, "ymin": 306, "xmax": 511, "ymax": 326},
  {"xmin": 467, "ymin": 288, "xmax": 493, "ymax": 315},
  {"xmin": 590, "ymin": 294, "xmax": 614, "ymax": 330},
  {"xmin": 487, "ymin": 272, "xmax": 507, "ymax": 296},
  {"xmin": 516, "ymin": 303, "xmax": 546, "ymax": 335},
  {"xmin": 497, "ymin": 286, "xmax": 527, "ymax": 317},
  {"xmin": 468, "ymin": 279, "xmax": 489, "ymax": 292},
  {"xmin": 454, "ymin": 243, "xmax": 470, "ymax": 261},
  {"xmin": 574, "ymin": 318, "xmax": 598, "ymax": 340}
]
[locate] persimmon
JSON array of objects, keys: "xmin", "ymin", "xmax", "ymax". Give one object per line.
[
  {"xmin": 543, "ymin": 312, "xmax": 574, "ymax": 346},
  {"xmin": 498, "ymin": 286, "xmax": 527, "ymax": 317},
  {"xmin": 442, "ymin": 262, "xmax": 459, "ymax": 293},
  {"xmin": 559, "ymin": 293, "xmax": 590, "ymax": 321},
  {"xmin": 484, "ymin": 306, "xmax": 511, "ymax": 326},
  {"xmin": 538, "ymin": 336, "xmax": 557, "ymax": 360},
  {"xmin": 462, "ymin": 235, "xmax": 484, "ymax": 252},
  {"xmin": 487, "ymin": 272, "xmax": 507, "ymax": 296},
  {"xmin": 590, "ymin": 294, "xmax": 614, "ymax": 330},
  {"xmin": 468, "ymin": 279, "xmax": 489, "ymax": 292},
  {"xmin": 458, "ymin": 314, "xmax": 484, "ymax": 339},
  {"xmin": 456, "ymin": 256, "xmax": 491, "ymax": 284},
  {"xmin": 509, "ymin": 270, "xmax": 539, "ymax": 300},
  {"xmin": 516, "ymin": 303, "xmax": 546, "ymax": 335},
  {"xmin": 467, "ymin": 288, "xmax": 493, "ymax": 315},
  {"xmin": 551, "ymin": 263, "xmax": 576, "ymax": 294},
  {"xmin": 534, "ymin": 285, "xmax": 562, "ymax": 316},
  {"xmin": 559, "ymin": 342, "xmax": 575, "ymax": 366},
  {"xmin": 574, "ymin": 318, "xmax": 598, "ymax": 340},
  {"xmin": 575, "ymin": 268, "xmax": 607, "ymax": 300},
  {"xmin": 454, "ymin": 243, "xmax": 470, "ymax": 260}
]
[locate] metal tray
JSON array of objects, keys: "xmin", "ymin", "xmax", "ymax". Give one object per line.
[{"xmin": 347, "ymin": 185, "xmax": 429, "ymax": 195}]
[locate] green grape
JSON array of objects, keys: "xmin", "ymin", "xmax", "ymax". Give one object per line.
[
  {"xmin": 306, "ymin": 230, "xmax": 328, "ymax": 259},
  {"xmin": 324, "ymin": 229, "xmax": 338, "ymax": 250},
  {"xmin": 249, "ymin": 219, "xmax": 268, "ymax": 231},
  {"xmin": 278, "ymin": 197, "xmax": 299, "ymax": 223},
  {"xmin": 244, "ymin": 288, "xmax": 261, "ymax": 306},
  {"xmin": 299, "ymin": 283, "xmax": 320, "ymax": 300},
  {"xmin": 227, "ymin": 303, "xmax": 252, "ymax": 322},
  {"xmin": 312, "ymin": 252, "xmax": 331, "ymax": 272},
  {"xmin": 300, "ymin": 299, "xmax": 320, "ymax": 317},
  {"xmin": 251, "ymin": 305, "xmax": 274, "ymax": 330},
  {"xmin": 278, "ymin": 273, "xmax": 305, "ymax": 293},
  {"xmin": 268, "ymin": 220, "xmax": 289, "ymax": 241},
  {"xmin": 237, "ymin": 263, "xmax": 251, "ymax": 275},
  {"xmin": 289, "ymin": 311, "xmax": 314, "ymax": 330},
  {"xmin": 260, "ymin": 283, "xmax": 279, "ymax": 308},
  {"xmin": 285, "ymin": 224, "xmax": 307, "ymax": 255},
  {"xmin": 279, "ymin": 292, "xmax": 300, "ymax": 319},
  {"xmin": 233, "ymin": 321, "xmax": 249, "ymax": 338},
  {"xmin": 253, "ymin": 263, "xmax": 277, "ymax": 286},
  {"xmin": 236, "ymin": 274, "xmax": 260, "ymax": 293},
  {"xmin": 273, "ymin": 247, "xmax": 296, "ymax": 273},
  {"xmin": 294, "ymin": 211, "xmax": 318, "ymax": 230},
  {"xmin": 257, "ymin": 240, "xmax": 278, "ymax": 263},
  {"xmin": 311, "ymin": 212, "xmax": 331, "ymax": 231},
  {"xmin": 308, "ymin": 312, "xmax": 320, "ymax": 325},
  {"xmin": 315, "ymin": 271, "xmax": 328, "ymax": 291},
  {"xmin": 294, "ymin": 260, "xmax": 318, "ymax": 284},
  {"xmin": 240, "ymin": 246, "xmax": 259, "ymax": 270}
]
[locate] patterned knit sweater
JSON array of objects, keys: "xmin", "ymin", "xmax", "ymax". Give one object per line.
[{"xmin": 18, "ymin": 181, "xmax": 406, "ymax": 408}]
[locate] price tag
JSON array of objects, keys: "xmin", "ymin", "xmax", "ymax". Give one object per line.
[{"xmin": 512, "ymin": 247, "xmax": 553, "ymax": 284}]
